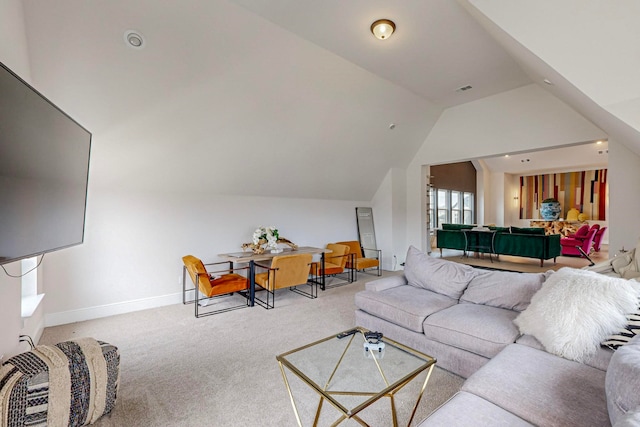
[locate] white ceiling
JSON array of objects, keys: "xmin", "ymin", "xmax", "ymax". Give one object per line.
[
  {"xmin": 480, "ymin": 139, "xmax": 608, "ymax": 175},
  {"xmin": 229, "ymin": 0, "xmax": 531, "ymax": 107},
  {"xmin": 18, "ymin": 1, "xmax": 620, "ymax": 200}
]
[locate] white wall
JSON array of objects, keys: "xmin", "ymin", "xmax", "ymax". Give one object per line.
[
  {"xmin": 473, "ymin": 160, "xmax": 487, "ymax": 226},
  {"xmin": 390, "ymin": 168, "xmax": 408, "ymax": 267},
  {"xmin": 504, "ymin": 174, "xmax": 523, "ymax": 226},
  {"xmin": 42, "ymin": 186, "xmax": 368, "ymax": 325},
  {"xmin": 0, "ymin": 0, "xmax": 30, "ymax": 80},
  {"xmin": 371, "ymin": 168, "xmax": 408, "ymax": 269},
  {"xmin": 0, "ymin": 0, "xmax": 42, "ymax": 360},
  {"xmin": 371, "ymin": 170, "xmax": 393, "ymax": 270},
  {"xmin": 608, "ymin": 139, "xmax": 640, "ymax": 252},
  {"xmin": 407, "ymin": 84, "xmax": 607, "ymax": 251}
]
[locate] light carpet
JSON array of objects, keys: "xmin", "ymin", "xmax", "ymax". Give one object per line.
[{"xmin": 39, "ymin": 273, "xmax": 463, "ymax": 426}]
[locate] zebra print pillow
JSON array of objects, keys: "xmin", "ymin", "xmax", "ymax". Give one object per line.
[{"xmin": 603, "ymin": 306, "xmax": 640, "ymax": 350}]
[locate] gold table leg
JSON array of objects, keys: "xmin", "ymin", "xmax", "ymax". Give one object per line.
[{"xmin": 278, "ymin": 360, "xmax": 304, "ymax": 427}]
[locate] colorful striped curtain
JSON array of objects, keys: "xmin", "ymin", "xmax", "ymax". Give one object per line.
[{"xmin": 519, "ymin": 169, "xmax": 607, "ymax": 220}]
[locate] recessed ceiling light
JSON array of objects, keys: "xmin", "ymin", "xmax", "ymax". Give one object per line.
[
  {"xmin": 456, "ymin": 85, "xmax": 473, "ymax": 92},
  {"xmin": 596, "ymin": 140, "xmax": 603, "ymax": 145},
  {"xmin": 504, "ymin": 155, "xmax": 510, "ymax": 158},
  {"xmin": 543, "ymin": 78, "xmax": 553, "ymax": 85},
  {"xmin": 124, "ymin": 30, "xmax": 145, "ymax": 49},
  {"xmin": 389, "ymin": 123, "xmax": 396, "ymax": 130}
]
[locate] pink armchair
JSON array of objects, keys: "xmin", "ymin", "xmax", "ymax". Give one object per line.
[
  {"xmin": 592, "ymin": 226, "xmax": 608, "ymax": 252},
  {"xmin": 560, "ymin": 227, "xmax": 598, "ymax": 258},
  {"xmin": 566, "ymin": 224, "xmax": 589, "ymax": 239}
]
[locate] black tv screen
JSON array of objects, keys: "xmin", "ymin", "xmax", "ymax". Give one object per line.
[{"xmin": 0, "ymin": 61, "xmax": 91, "ymax": 265}]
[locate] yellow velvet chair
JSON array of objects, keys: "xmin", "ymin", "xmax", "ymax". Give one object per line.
[
  {"xmin": 310, "ymin": 243, "xmax": 354, "ymax": 288},
  {"xmin": 182, "ymin": 255, "xmax": 250, "ymax": 318},
  {"xmin": 254, "ymin": 253, "xmax": 315, "ymax": 309},
  {"xmin": 336, "ymin": 240, "xmax": 382, "ymax": 279}
]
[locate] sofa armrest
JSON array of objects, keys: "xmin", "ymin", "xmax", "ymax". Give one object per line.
[
  {"xmin": 365, "ymin": 275, "xmax": 407, "ymax": 292},
  {"xmin": 584, "ymin": 259, "xmax": 615, "ymax": 275}
]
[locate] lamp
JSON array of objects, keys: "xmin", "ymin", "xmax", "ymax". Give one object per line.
[{"xmin": 370, "ymin": 19, "xmax": 395, "ymax": 40}]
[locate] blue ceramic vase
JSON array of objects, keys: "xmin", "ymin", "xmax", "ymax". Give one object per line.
[{"xmin": 540, "ymin": 202, "xmax": 561, "ymax": 220}]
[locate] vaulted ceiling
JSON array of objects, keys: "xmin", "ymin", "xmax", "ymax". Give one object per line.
[{"xmin": 19, "ymin": 0, "xmax": 640, "ymax": 200}]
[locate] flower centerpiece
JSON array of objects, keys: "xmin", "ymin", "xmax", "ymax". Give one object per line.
[
  {"xmin": 242, "ymin": 226, "xmax": 298, "ymax": 254},
  {"xmin": 254, "ymin": 226, "xmax": 280, "ymax": 252}
]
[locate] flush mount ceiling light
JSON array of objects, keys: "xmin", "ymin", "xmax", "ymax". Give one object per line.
[
  {"xmin": 370, "ymin": 19, "xmax": 395, "ymax": 40},
  {"xmin": 124, "ymin": 30, "xmax": 145, "ymax": 49}
]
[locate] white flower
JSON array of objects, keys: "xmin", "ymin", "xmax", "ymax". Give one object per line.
[{"xmin": 250, "ymin": 225, "xmax": 280, "ymax": 249}]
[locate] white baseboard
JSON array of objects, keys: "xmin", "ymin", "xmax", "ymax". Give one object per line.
[{"xmin": 45, "ymin": 292, "xmax": 182, "ymax": 327}]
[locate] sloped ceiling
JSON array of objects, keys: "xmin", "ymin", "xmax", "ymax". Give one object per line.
[
  {"xmin": 20, "ymin": 0, "xmax": 532, "ymax": 200},
  {"xmin": 461, "ymin": 0, "xmax": 640, "ymax": 157}
]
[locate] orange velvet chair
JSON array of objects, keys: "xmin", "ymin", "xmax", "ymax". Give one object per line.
[
  {"xmin": 310, "ymin": 243, "xmax": 354, "ymax": 288},
  {"xmin": 336, "ymin": 240, "xmax": 382, "ymax": 280},
  {"xmin": 254, "ymin": 253, "xmax": 314, "ymax": 309},
  {"xmin": 182, "ymin": 255, "xmax": 250, "ymax": 318}
]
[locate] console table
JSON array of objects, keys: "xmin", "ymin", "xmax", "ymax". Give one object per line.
[{"xmin": 218, "ymin": 246, "xmax": 330, "ymax": 306}]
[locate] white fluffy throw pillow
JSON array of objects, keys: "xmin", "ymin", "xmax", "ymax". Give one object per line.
[{"xmin": 514, "ymin": 267, "xmax": 640, "ymax": 362}]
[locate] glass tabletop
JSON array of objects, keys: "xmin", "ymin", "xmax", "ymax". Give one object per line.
[{"xmin": 276, "ymin": 327, "xmax": 436, "ymax": 417}]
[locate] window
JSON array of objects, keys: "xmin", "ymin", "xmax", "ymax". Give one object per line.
[
  {"xmin": 433, "ymin": 188, "xmax": 474, "ymax": 227},
  {"xmin": 463, "ymin": 192, "xmax": 474, "ymax": 224},
  {"xmin": 21, "ymin": 257, "xmax": 44, "ymax": 318},
  {"xmin": 427, "ymin": 188, "xmax": 435, "ymax": 230}
]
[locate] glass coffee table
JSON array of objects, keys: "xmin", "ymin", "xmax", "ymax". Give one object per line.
[{"xmin": 276, "ymin": 327, "xmax": 436, "ymax": 426}]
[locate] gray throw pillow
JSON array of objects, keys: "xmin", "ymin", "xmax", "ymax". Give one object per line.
[
  {"xmin": 606, "ymin": 335, "xmax": 640, "ymax": 425},
  {"xmin": 460, "ymin": 269, "xmax": 550, "ymax": 312},
  {"xmin": 403, "ymin": 246, "xmax": 477, "ymax": 299}
]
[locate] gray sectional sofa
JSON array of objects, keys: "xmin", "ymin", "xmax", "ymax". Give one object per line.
[{"xmin": 354, "ymin": 246, "xmax": 640, "ymax": 426}]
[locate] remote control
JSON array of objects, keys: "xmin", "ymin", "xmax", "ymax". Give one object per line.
[{"xmin": 336, "ymin": 329, "xmax": 359, "ymax": 339}]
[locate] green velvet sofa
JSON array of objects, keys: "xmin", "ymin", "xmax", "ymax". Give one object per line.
[{"xmin": 436, "ymin": 224, "xmax": 561, "ymax": 267}]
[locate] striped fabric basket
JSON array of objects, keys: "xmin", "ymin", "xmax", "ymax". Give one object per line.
[{"xmin": 0, "ymin": 338, "xmax": 119, "ymax": 427}]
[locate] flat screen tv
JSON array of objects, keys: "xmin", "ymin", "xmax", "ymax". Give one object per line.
[{"xmin": 0, "ymin": 61, "xmax": 91, "ymax": 266}]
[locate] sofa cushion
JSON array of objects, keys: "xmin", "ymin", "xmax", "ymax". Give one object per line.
[
  {"xmin": 462, "ymin": 344, "xmax": 609, "ymax": 427},
  {"xmin": 422, "ymin": 303, "xmax": 520, "ymax": 359},
  {"xmin": 460, "ymin": 269, "xmax": 548, "ymax": 312},
  {"xmin": 355, "ymin": 286, "xmax": 457, "ymax": 333},
  {"xmin": 404, "ymin": 246, "xmax": 477, "ymax": 299},
  {"xmin": 516, "ymin": 334, "xmax": 613, "ymax": 372},
  {"xmin": 606, "ymin": 335, "xmax": 640, "ymax": 425},
  {"xmin": 514, "ymin": 267, "xmax": 640, "ymax": 362},
  {"xmin": 364, "ymin": 274, "xmax": 407, "ymax": 292},
  {"xmin": 510, "ymin": 226, "xmax": 545, "ymax": 235},
  {"xmin": 442, "ymin": 223, "xmax": 473, "ymax": 231},
  {"xmin": 486, "ymin": 226, "xmax": 510, "ymax": 233},
  {"xmin": 419, "ymin": 391, "xmax": 533, "ymax": 427}
]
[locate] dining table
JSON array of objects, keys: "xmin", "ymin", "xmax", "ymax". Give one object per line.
[{"xmin": 218, "ymin": 246, "xmax": 332, "ymax": 306}]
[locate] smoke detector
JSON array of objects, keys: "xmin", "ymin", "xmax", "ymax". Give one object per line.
[{"xmin": 124, "ymin": 30, "xmax": 145, "ymax": 49}]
